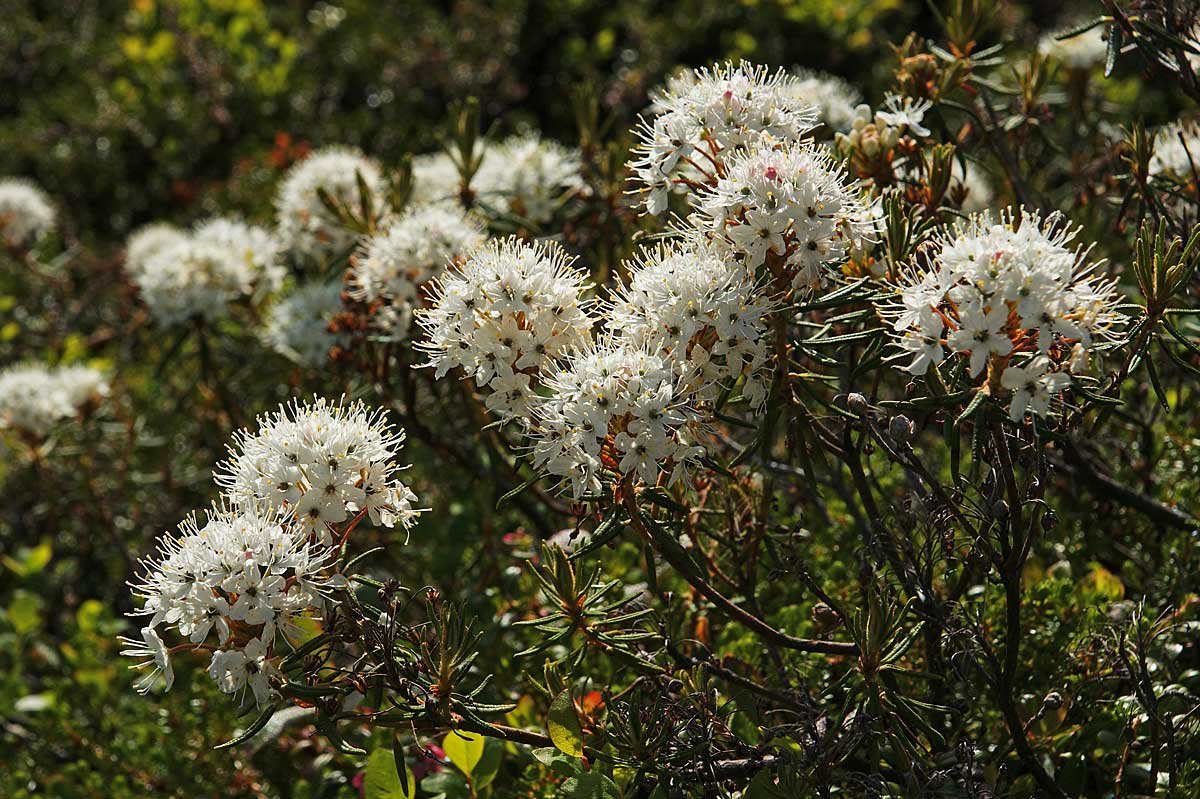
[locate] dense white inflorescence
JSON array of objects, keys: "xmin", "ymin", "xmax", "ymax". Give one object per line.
[
  {"xmin": 263, "ymin": 280, "xmax": 347, "ymax": 366},
  {"xmin": 528, "ymin": 341, "xmax": 706, "ymax": 499},
  {"xmin": 215, "ymin": 396, "xmax": 421, "ymax": 544},
  {"xmin": 630, "ymin": 61, "xmax": 818, "ymax": 214},
  {"xmin": 0, "ymin": 177, "xmax": 55, "ymax": 248},
  {"xmin": 418, "ymin": 237, "xmax": 595, "ymax": 420},
  {"xmin": 691, "ymin": 140, "xmax": 866, "ymax": 292},
  {"xmin": 0, "ymin": 363, "xmax": 108, "ymax": 436},
  {"xmin": 348, "ymin": 204, "xmax": 487, "ymax": 336},
  {"xmin": 193, "ymin": 217, "xmax": 286, "ymax": 300},
  {"xmin": 473, "ymin": 134, "xmax": 584, "ymax": 224},
  {"xmin": 877, "ymin": 209, "xmax": 1124, "ymax": 420},
  {"xmin": 610, "ymin": 240, "xmax": 773, "ymax": 409},
  {"xmin": 275, "ymin": 146, "xmax": 385, "ymax": 261},
  {"xmin": 1038, "ymin": 26, "xmax": 1108, "ymax": 70},
  {"xmin": 125, "ymin": 223, "xmax": 189, "ymax": 275},
  {"xmin": 411, "ymin": 150, "xmax": 465, "ymax": 205},
  {"xmin": 124, "ymin": 505, "xmax": 334, "ymax": 704},
  {"xmin": 1149, "ymin": 119, "xmax": 1200, "ymax": 182},
  {"xmin": 787, "ymin": 68, "xmax": 863, "ymax": 133},
  {"xmin": 130, "ymin": 236, "xmax": 257, "ymax": 326}
]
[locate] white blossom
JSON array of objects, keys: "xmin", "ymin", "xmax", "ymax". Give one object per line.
[
  {"xmin": 275, "ymin": 146, "xmax": 385, "ymax": 261},
  {"xmin": 264, "ymin": 280, "xmax": 347, "ymax": 367},
  {"xmin": 194, "ymin": 217, "xmax": 286, "ymax": 300},
  {"xmin": 610, "ymin": 239, "xmax": 773, "ymax": 409},
  {"xmin": 473, "ymin": 134, "xmax": 583, "ymax": 224},
  {"xmin": 528, "ymin": 340, "xmax": 706, "ymax": 499},
  {"xmin": 877, "ymin": 208, "xmax": 1125, "ymax": 421},
  {"xmin": 0, "ymin": 363, "xmax": 108, "ymax": 437},
  {"xmin": 690, "ymin": 140, "xmax": 866, "ymax": 292},
  {"xmin": 1149, "ymin": 118, "xmax": 1200, "ymax": 182},
  {"xmin": 418, "ymin": 237, "xmax": 595, "ymax": 420},
  {"xmin": 125, "ymin": 223, "xmax": 188, "ymax": 275},
  {"xmin": 630, "ymin": 61, "xmax": 818, "ymax": 214},
  {"xmin": 126, "ymin": 504, "xmax": 333, "ymax": 705},
  {"xmin": 1038, "ymin": 26, "xmax": 1108, "ymax": 71},
  {"xmin": 348, "ymin": 204, "xmax": 486, "ymax": 336},
  {"xmin": 130, "ymin": 236, "xmax": 257, "ymax": 326},
  {"xmin": 787, "ymin": 68, "xmax": 863, "ymax": 133},
  {"xmin": 215, "ymin": 396, "xmax": 421, "ymax": 543},
  {"xmin": 0, "ymin": 177, "xmax": 54, "ymax": 248}
]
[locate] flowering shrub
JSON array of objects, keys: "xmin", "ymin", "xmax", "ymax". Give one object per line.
[{"xmin": 6, "ymin": 4, "xmax": 1200, "ymax": 799}]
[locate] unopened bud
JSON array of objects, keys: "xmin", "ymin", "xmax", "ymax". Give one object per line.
[
  {"xmin": 847, "ymin": 392, "xmax": 869, "ymax": 414},
  {"xmin": 1041, "ymin": 508, "xmax": 1058, "ymax": 531},
  {"xmin": 1043, "ymin": 691, "xmax": 1064, "ymax": 710},
  {"xmin": 889, "ymin": 415, "xmax": 914, "ymax": 444}
]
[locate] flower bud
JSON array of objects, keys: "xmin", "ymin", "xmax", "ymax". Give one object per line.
[
  {"xmin": 847, "ymin": 392, "xmax": 869, "ymax": 414},
  {"xmin": 889, "ymin": 415, "xmax": 914, "ymax": 444}
]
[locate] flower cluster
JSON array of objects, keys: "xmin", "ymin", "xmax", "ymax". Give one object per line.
[
  {"xmin": 691, "ymin": 140, "xmax": 866, "ymax": 292},
  {"xmin": 411, "ymin": 150, "xmax": 465, "ymax": 205},
  {"xmin": 348, "ymin": 204, "xmax": 486, "ymax": 336},
  {"xmin": 630, "ymin": 61, "xmax": 817, "ymax": 214},
  {"xmin": 418, "ymin": 237, "xmax": 595, "ymax": 419},
  {"xmin": 126, "ymin": 397, "xmax": 421, "ymax": 705},
  {"xmin": 264, "ymin": 280, "xmax": 348, "ymax": 366},
  {"xmin": 0, "ymin": 363, "xmax": 108, "ymax": 437},
  {"xmin": 1038, "ymin": 27, "xmax": 1108, "ymax": 71},
  {"xmin": 1149, "ymin": 119, "xmax": 1200, "ymax": 182},
  {"xmin": 124, "ymin": 506, "xmax": 333, "ymax": 704},
  {"xmin": 194, "ymin": 217, "xmax": 286, "ymax": 300},
  {"xmin": 878, "ymin": 209, "xmax": 1124, "ymax": 420},
  {"xmin": 129, "ymin": 236, "xmax": 258, "ymax": 326},
  {"xmin": 610, "ymin": 240, "xmax": 772, "ymax": 408},
  {"xmin": 529, "ymin": 342, "xmax": 705, "ymax": 499},
  {"xmin": 787, "ymin": 68, "xmax": 863, "ymax": 133},
  {"xmin": 275, "ymin": 146, "xmax": 385, "ymax": 261},
  {"xmin": 216, "ymin": 397, "xmax": 421, "ymax": 543},
  {"xmin": 0, "ymin": 177, "xmax": 55, "ymax": 248},
  {"xmin": 473, "ymin": 135, "xmax": 583, "ymax": 225},
  {"xmin": 125, "ymin": 223, "xmax": 188, "ymax": 274}
]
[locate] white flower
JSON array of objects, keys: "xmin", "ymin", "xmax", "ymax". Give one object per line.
[
  {"xmin": 0, "ymin": 177, "xmax": 54, "ymax": 248},
  {"xmin": 1149, "ymin": 118, "xmax": 1200, "ymax": 182},
  {"xmin": 208, "ymin": 638, "xmax": 279, "ymax": 706},
  {"xmin": 275, "ymin": 146, "xmax": 385, "ymax": 261},
  {"xmin": 418, "ymin": 237, "xmax": 595, "ymax": 419},
  {"xmin": 1038, "ymin": 25, "xmax": 1108, "ymax": 71},
  {"xmin": 630, "ymin": 61, "xmax": 818, "ymax": 214},
  {"xmin": 215, "ymin": 396, "xmax": 422, "ymax": 543},
  {"xmin": 610, "ymin": 238, "xmax": 773, "ymax": 408},
  {"xmin": 193, "ymin": 217, "xmax": 286, "ymax": 299},
  {"xmin": 472, "ymin": 134, "xmax": 583, "ymax": 225},
  {"xmin": 411, "ymin": 150, "xmax": 467, "ymax": 205},
  {"xmin": 786, "ymin": 68, "xmax": 863, "ymax": 133},
  {"xmin": 125, "ymin": 223, "xmax": 188, "ymax": 275},
  {"xmin": 263, "ymin": 280, "xmax": 347, "ymax": 367},
  {"xmin": 877, "ymin": 209, "xmax": 1125, "ymax": 420},
  {"xmin": 0, "ymin": 363, "xmax": 108, "ymax": 437},
  {"xmin": 129, "ymin": 236, "xmax": 257, "ymax": 325},
  {"xmin": 690, "ymin": 140, "xmax": 866, "ymax": 292},
  {"xmin": 348, "ymin": 204, "xmax": 486, "ymax": 337},
  {"xmin": 528, "ymin": 340, "xmax": 707, "ymax": 499},
  {"xmin": 1001, "ymin": 356, "xmax": 1072, "ymax": 420},
  {"xmin": 118, "ymin": 626, "xmax": 175, "ymax": 695},
  {"xmin": 127, "ymin": 504, "xmax": 336, "ymax": 704},
  {"xmin": 875, "ymin": 95, "xmax": 932, "ymax": 138}
]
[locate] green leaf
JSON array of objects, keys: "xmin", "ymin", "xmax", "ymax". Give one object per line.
[
  {"xmin": 7, "ymin": 590, "xmax": 43, "ymax": 635},
  {"xmin": 442, "ymin": 731, "xmax": 484, "ymax": 776},
  {"xmin": 421, "ymin": 770, "xmax": 470, "ymax": 799},
  {"xmin": 2, "ymin": 539, "xmax": 52, "ymax": 577},
  {"xmin": 547, "ymin": 689, "xmax": 585, "ymax": 758},
  {"xmin": 532, "ymin": 746, "xmax": 583, "ymax": 777},
  {"xmin": 364, "ymin": 746, "xmax": 416, "ymax": 799},
  {"xmin": 214, "ymin": 704, "xmax": 277, "ymax": 750},
  {"xmin": 560, "ymin": 773, "xmax": 620, "ymax": 798}
]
